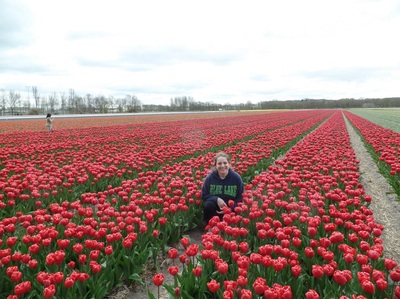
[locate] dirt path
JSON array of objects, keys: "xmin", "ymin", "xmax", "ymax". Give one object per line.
[
  {"xmin": 344, "ymin": 113, "xmax": 400, "ymax": 264},
  {"xmin": 108, "ymin": 112, "xmax": 400, "ymax": 298}
]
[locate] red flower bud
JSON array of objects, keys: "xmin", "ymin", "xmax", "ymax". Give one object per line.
[{"xmin": 152, "ymin": 273, "xmax": 164, "ymax": 287}]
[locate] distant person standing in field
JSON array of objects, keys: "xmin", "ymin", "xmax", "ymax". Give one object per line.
[
  {"xmin": 201, "ymin": 152, "xmax": 244, "ymax": 226},
  {"xmin": 46, "ymin": 113, "xmax": 54, "ymax": 131}
]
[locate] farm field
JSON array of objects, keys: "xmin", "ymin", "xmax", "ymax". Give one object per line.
[
  {"xmin": 344, "ymin": 110, "xmax": 400, "ymax": 196},
  {"xmin": 0, "ymin": 111, "xmax": 270, "ymax": 134},
  {"xmin": 1, "ymin": 110, "xmax": 400, "ymax": 299},
  {"xmin": 348, "ymin": 108, "xmax": 400, "ymax": 133}
]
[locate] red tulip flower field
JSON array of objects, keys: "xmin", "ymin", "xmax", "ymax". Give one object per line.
[
  {"xmin": 1, "ymin": 110, "xmax": 400, "ymax": 299},
  {"xmin": 343, "ymin": 111, "xmax": 400, "ymax": 195}
]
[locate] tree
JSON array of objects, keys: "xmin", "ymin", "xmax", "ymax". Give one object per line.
[
  {"xmin": 108, "ymin": 96, "xmax": 115, "ymax": 113},
  {"xmin": 169, "ymin": 96, "xmax": 193, "ymax": 111},
  {"xmin": 60, "ymin": 92, "xmax": 67, "ymax": 114},
  {"xmin": 8, "ymin": 90, "xmax": 20, "ymax": 115},
  {"xmin": 115, "ymin": 96, "xmax": 127, "ymax": 113},
  {"xmin": 40, "ymin": 96, "xmax": 48, "ymax": 113},
  {"xmin": 74, "ymin": 95, "xmax": 84, "ymax": 113},
  {"xmin": 68, "ymin": 89, "xmax": 76, "ymax": 113},
  {"xmin": 181, "ymin": 96, "xmax": 189, "ymax": 111},
  {"xmin": 245, "ymin": 100, "xmax": 253, "ymax": 110},
  {"xmin": 1, "ymin": 89, "xmax": 6, "ymax": 115},
  {"xmin": 94, "ymin": 95, "xmax": 109, "ymax": 113},
  {"xmin": 85, "ymin": 94, "xmax": 95, "ymax": 113},
  {"xmin": 31, "ymin": 86, "xmax": 40, "ymax": 109},
  {"xmin": 22, "ymin": 98, "xmax": 31, "ymax": 114},
  {"xmin": 48, "ymin": 92, "xmax": 59, "ymax": 112},
  {"xmin": 127, "ymin": 95, "xmax": 142, "ymax": 113}
]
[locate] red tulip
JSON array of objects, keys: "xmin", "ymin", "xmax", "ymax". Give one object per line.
[
  {"xmin": 192, "ymin": 265, "xmax": 202, "ymax": 277},
  {"xmin": 104, "ymin": 245, "xmax": 113, "ymax": 255},
  {"xmin": 207, "ymin": 279, "xmax": 220, "ymax": 293},
  {"xmin": 361, "ymin": 280, "xmax": 375, "ymax": 294},
  {"xmin": 79, "ymin": 254, "xmax": 87, "ymax": 264},
  {"xmin": 43, "ymin": 284, "xmax": 56, "ymax": 299},
  {"xmin": 223, "ymin": 289, "xmax": 234, "ymax": 299},
  {"xmin": 375, "ymin": 278, "xmax": 388, "ymax": 291},
  {"xmin": 356, "ymin": 254, "xmax": 369, "ymax": 265},
  {"xmin": 395, "ymin": 286, "xmax": 400, "ymax": 298},
  {"xmin": 179, "ymin": 254, "xmax": 188, "ymax": 265},
  {"xmin": 168, "ymin": 266, "xmax": 179, "ymax": 276},
  {"xmin": 28, "ymin": 259, "xmax": 38, "ymax": 269},
  {"xmin": 174, "ymin": 287, "xmax": 180, "ymax": 297},
  {"xmin": 152, "ymin": 273, "xmax": 164, "ymax": 287},
  {"xmin": 10, "ymin": 271, "xmax": 23, "ymax": 283},
  {"xmin": 185, "ymin": 244, "xmax": 199, "ymax": 257},
  {"xmin": 216, "ymin": 259, "xmax": 229, "ymax": 274},
  {"xmin": 308, "ymin": 227, "xmax": 317, "ymax": 237},
  {"xmin": 305, "ymin": 289, "xmax": 320, "ymax": 299},
  {"xmin": 168, "ymin": 248, "xmax": 178, "ymax": 260},
  {"xmin": 64, "ymin": 277, "xmax": 75, "ymax": 288},
  {"xmin": 323, "ymin": 264, "xmax": 334, "ymax": 277},
  {"xmin": 343, "ymin": 252, "xmax": 354, "ymax": 263},
  {"xmin": 253, "ymin": 277, "xmax": 266, "ymax": 295},
  {"xmin": 14, "ymin": 281, "xmax": 31, "ymax": 296},
  {"xmin": 180, "ymin": 237, "xmax": 190, "ymax": 248},
  {"xmin": 305, "ymin": 247, "xmax": 314, "ymax": 258},
  {"xmin": 333, "ymin": 270, "xmax": 347, "ymax": 285},
  {"xmin": 224, "ymin": 280, "xmax": 238, "ymax": 291},
  {"xmin": 237, "ymin": 275, "xmax": 248, "ymax": 287},
  {"xmin": 384, "ymin": 258, "xmax": 398, "ymax": 270},
  {"xmin": 89, "ymin": 249, "xmax": 100, "ymax": 260},
  {"xmin": 57, "ymin": 239, "xmax": 70, "ymax": 249},
  {"xmin": 6, "ymin": 237, "xmax": 17, "ymax": 247},
  {"xmin": 291, "ymin": 265, "xmax": 302, "ymax": 277},
  {"xmin": 73, "ymin": 243, "xmax": 84, "ymax": 254},
  {"xmin": 239, "ymin": 242, "xmax": 249, "ymax": 253},
  {"xmin": 89, "ymin": 261, "xmax": 102, "ymax": 274},
  {"xmin": 367, "ymin": 250, "xmax": 380, "ymax": 261},
  {"xmin": 29, "ymin": 244, "xmax": 40, "ymax": 254},
  {"xmin": 390, "ymin": 269, "xmax": 400, "ymax": 282},
  {"xmin": 312, "ymin": 265, "xmax": 324, "ymax": 279},
  {"xmin": 249, "ymin": 253, "xmax": 262, "ymax": 265},
  {"xmin": 239, "ymin": 289, "xmax": 252, "ymax": 299}
]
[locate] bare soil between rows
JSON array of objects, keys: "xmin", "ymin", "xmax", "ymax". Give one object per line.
[{"xmin": 107, "ymin": 113, "xmax": 400, "ymax": 299}]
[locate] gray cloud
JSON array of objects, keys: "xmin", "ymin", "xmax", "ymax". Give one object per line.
[
  {"xmin": 0, "ymin": 2, "xmax": 33, "ymax": 50},
  {"xmin": 1, "ymin": 1, "xmax": 399, "ymax": 105},
  {"xmin": 298, "ymin": 66, "xmax": 393, "ymax": 83},
  {"xmin": 66, "ymin": 31, "xmax": 113, "ymax": 41},
  {"xmin": 0, "ymin": 58, "xmax": 50, "ymax": 74},
  {"xmin": 75, "ymin": 46, "xmax": 243, "ymax": 71}
]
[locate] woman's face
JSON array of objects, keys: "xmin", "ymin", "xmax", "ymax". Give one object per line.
[{"xmin": 215, "ymin": 156, "xmax": 230, "ymax": 178}]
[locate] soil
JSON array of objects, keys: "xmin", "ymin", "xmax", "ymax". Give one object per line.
[
  {"xmin": 107, "ymin": 113, "xmax": 400, "ymax": 299},
  {"xmin": 343, "ymin": 114, "xmax": 400, "ymax": 263}
]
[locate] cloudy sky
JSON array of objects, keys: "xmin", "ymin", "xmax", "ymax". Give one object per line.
[{"xmin": 1, "ymin": 0, "xmax": 399, "ymax": 105}]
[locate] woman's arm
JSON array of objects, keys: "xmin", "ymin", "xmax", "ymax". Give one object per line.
[
  {"xmin": 201, "ymin": 176, "xmax": 218, "ymax": 203},
  {"xmin": 231, "ymin": 174, "xmax": 244, "ymax": 210}
]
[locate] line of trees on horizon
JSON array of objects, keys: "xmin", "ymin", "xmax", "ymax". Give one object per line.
[{"xmin": 0, "ymin": 87, "xmax": 399, "ymax": 116}]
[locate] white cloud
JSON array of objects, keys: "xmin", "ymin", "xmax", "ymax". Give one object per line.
[{"xmin": 1, "ymin": 0, "xmax": 399, "ymax": 105}]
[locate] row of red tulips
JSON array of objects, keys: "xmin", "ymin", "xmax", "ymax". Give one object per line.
[
  {"xmin": 154, "ymin": 111, "xmax": 400, "ymax": 298},
  {"xmin": 343, "ymin": 111, "xmax": 400, "ymax": 195},
  {"xmin": 0, "ymin": 112, "xmax": 251, "ymax": 133},
  {"xmin": 0, "ymin": 111, "xmax": 321, "ymax": 218},
  {"xmin": 0, "ymin": 111, "xmax": 331, "ymax": 298}
]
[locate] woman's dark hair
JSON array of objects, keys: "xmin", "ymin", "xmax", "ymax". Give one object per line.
[{"xmin": 46, "ymin": 113, "xmax": 51, "ymax": 118}]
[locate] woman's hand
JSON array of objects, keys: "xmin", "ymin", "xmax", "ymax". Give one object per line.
[{"xmin": 216, "ymin": 197, "xmax": 227, "ymax": 214}]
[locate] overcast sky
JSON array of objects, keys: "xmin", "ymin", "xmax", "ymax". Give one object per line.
[{"xmin": 1, "ymin": 0, "xmax": 399, "ymax": 105}]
